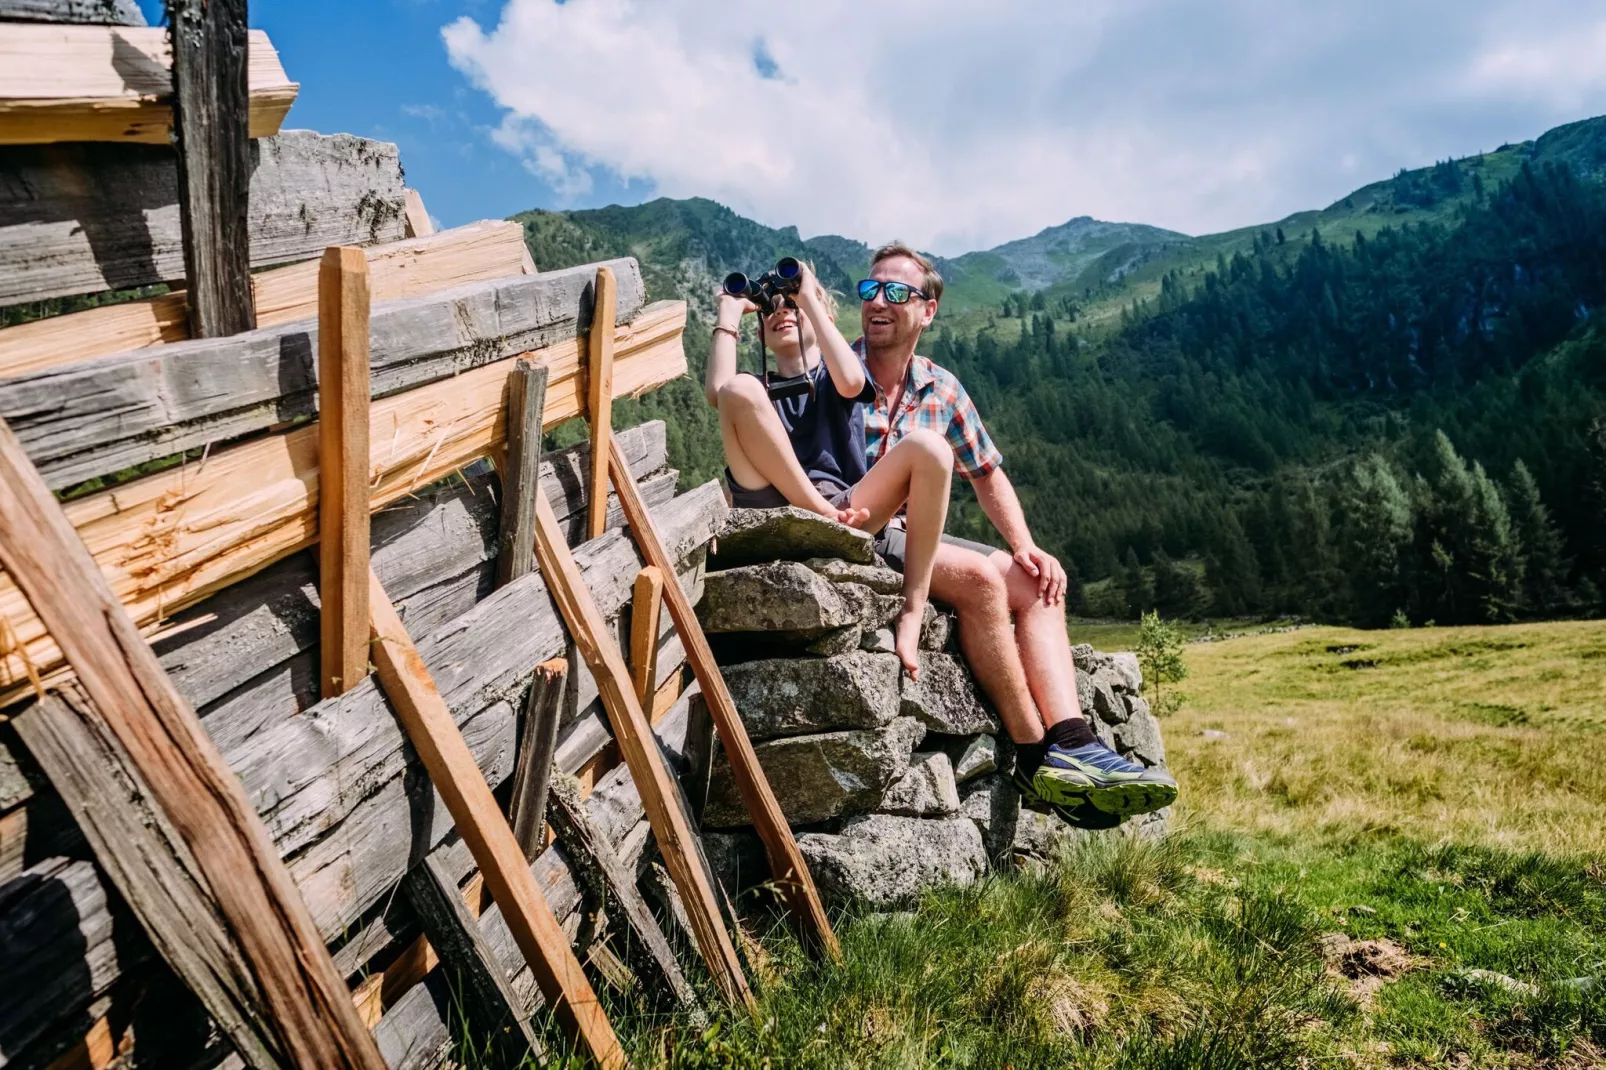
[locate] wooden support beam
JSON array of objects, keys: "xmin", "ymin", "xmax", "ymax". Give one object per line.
[
  {"xmin": 497, "ymin": 359, "xmax": 550, "ymax": 587},
  {"xmin": 547, "ymin": 778, "xmax": 697, "ymax": 1009},
  {"xmin": 167, "ymin": 0, "xmax": 255, "ymax": 338},
  {"xmin": 0, "ymin": 416, "xmax": 387, "ymax": 1069},
  {"xmin": 15, "ymin": 687, "xmax": 285, "ymax": 1068},
  {"xmin": 0, "ymin": 23, "xmax": 296, "ymax": 146},
  {"xmin": 367, "ymin": 571, "xmax": 627, "ymax": 1069},
  {"xmin": 402, "ymin": 189, "xmax": 434, "ymax": 239},
  {"xmin": 586, "ymin": 267, "xmax": 618, "ymax": 542},
  {"xmin": 318, "ymin": 246, "xmax": 373, "ymax": 698},
  {"xmin": 608, "ymin": 438, "xmax": 841, "ymax": 961},
  {"xmin": 629, "ymin": 567, "xmax": 664, "ymax": 708},
  {"xmin": 532, "ymin": 490, "xmax": 754, "ymax": 1009},
  {"xmin": 404, "ymin": 851, "xmax": 543, "ymax": 1069},
  {"xmin": 0, "ymin": 220, "xmax": 531, "ymax": 379},
  {"xmin": 508, "ymin": 658, "xmax": 567, "ymax": 861},
  {"xmin": 0, "ymin": 301, "xmax": 687, "ymax": 702}
]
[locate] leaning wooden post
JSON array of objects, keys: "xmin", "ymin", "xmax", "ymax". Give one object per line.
[
  {"xmin": 496, "ymin": 359, "xmax": 549, "ymax": 587},
  {"xmin": 608, "ymin": 439, "xmax": 841, "ymax": 961},
  {"xmin": 586, "ymin": 267, "xmax": 617, "ymax": 541},
  {"xmin": 367, "ymin": 574, "xmax": 628, "ymax": 1068},
  {"xmin": 533, "ymin": 491, "xmax": 755, "ymax": 1009},
  {"xmin": 629, "ymin": 567, "xmax": 664, "ymax": 708},
  {"xmin": 507, "ymin": 657, "xmax": 568, "ymax": 860},
  {"xmin": 0, "ymin": 417, "xmax": 387, "ymax": 1069},
  {"xmin": 319, "ymin": 246, "xmax": 372, "ymax": 698},
  {"xmin": 167, "ymin": 0, "xmax": 256, "ymax": 337}
]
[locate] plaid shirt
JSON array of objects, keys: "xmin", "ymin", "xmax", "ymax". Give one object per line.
[{"xmin": 858, "ymin": 345, "xmax": 1003, "ymax": 482}]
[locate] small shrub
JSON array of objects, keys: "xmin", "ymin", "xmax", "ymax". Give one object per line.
[{"xmin": 1136, "ymin": 610, "xmax": 1189, "ymax": 717}]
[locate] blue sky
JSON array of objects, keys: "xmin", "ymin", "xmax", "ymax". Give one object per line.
[{"xmin": 139, "ymin": 1, "xmax": 1606, "ymax": 255}]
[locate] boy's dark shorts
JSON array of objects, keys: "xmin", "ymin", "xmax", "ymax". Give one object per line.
[
  {"xmin": 873, "ymin": 524, "xmax": 1000, "ymax": 574},
  {"xmin": 725, "ymin": 471, "xmax": 855, "ymax": 511}
]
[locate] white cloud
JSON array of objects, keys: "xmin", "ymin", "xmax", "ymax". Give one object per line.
[{"xmin": 443, "ymin": 0, "xmax": 1606, "ymax": 254}]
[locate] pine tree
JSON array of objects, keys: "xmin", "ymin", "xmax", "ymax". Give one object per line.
[
  {"xmin": 1118, "ymin": 547, "xmax": 1152, "ymax": 618},
  {"xmin": 1507, "ymin": 460, "xmax": 1569, "ymax": 615},
  {"xmin": 1338, "ymin": 453, "xmax": 1413, "ymax": 626},
  {"xmin": 1416, "ymin": 432, "xmax": 1523, "ymax": 623}
]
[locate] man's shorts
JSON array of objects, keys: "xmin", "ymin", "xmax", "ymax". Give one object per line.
[
  {"xmin": 725, "ymin": 470, "xmax": 854, "ymax": 511},
  {"xmin": 874, "ymin": 523, "xmax": 1001, "ymax": 574}
]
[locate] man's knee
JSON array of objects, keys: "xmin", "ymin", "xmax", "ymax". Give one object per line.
[
  {"xmin": 936, "ymin": 546, "xmax": 1008, "ymax": 614},
  {"xmin": 716, "ymin": 374, "xmax": 768, "ymax": 412},
  {"xmin": 995, "ymin": 553, "xmax": 1065, "ymax": 615}
]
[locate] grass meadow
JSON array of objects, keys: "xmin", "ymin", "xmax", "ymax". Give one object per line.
[{"xmin": 466, "ymin": 619, "xmax": 1606, "ymax": 1069}]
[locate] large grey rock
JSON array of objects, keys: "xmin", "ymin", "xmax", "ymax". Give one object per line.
[
  {"xmin": 798, "ymin": 814, "xmax": 987, "ymax": 907},
  {"xmin": 879, "ymin": 751, "xmax": 960, "ymax": 816},
  {"xmin": 712, "ymin": 507, "xmax": 876, "ymax": 567},
  {"xmin": 722, "ymin": 652, "xmax": 902, "ymax": 740},
  {"xmin": 958, "ymin": 774, "xmax": 1021, "ymax": 864},
  {"xmin": 1088, "ymin": 667, "xmax": 1128, "ymax": 724},
  {"xmin": 804, "ymin": 558, "xmax": 903, "ymax": 594},
  {"xmin": 804, "ymin": 626, "xmax": 864, "ymax": 657},
  {"xmin": 860, "ymin": 627, "xmax": 896, "ymax": 655},
  {"xmin": 698, "ymin": 562, "xmax": 897, "ymax": 637},
  {"xmin": 921, "ymin": 606, "xmax": 954, "ymax": 652},
  {"xmin": 946, "ymin": 734, "xmax": 998, "ymax": 783},
  {"xmin": 1112, "ymin": 706, "xmax": 1167, "ymax": 767},
  {"xmin": 1107, "ymin": 653, "xmax": 1143, "ymax": 693},
  {"xmin": 901, "ymin": 652, "xmax": 998, "ymax": 734},
  {"xmin": 702, "ymin": 717, "xmax": 925, "ymax": 828},
  {"xmin": 702, "ymin": 830, "xmax": 768, "ymax": 893}
]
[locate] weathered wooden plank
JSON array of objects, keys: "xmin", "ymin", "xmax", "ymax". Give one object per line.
[
  {"xmin": 0, "ymin": 417, "xmax": 386, "ymax": 1069},
  {"xmin": 629, "ymin": 568, "xmax": 664, "ymax": 707},
  {"xmin": 0, "ymin": 301, "xmax": 686, "ymax": 700},
  {"xmin": 370, "ymin": 971, "xmax": 453, "ymax": 1070},
  {"xmin": 0, "ymin": 24, "xmax": 295, "ymax": 147},
  {"xmin": 0, "ymin": 221, "xmax": 533, "ymax": 379},
  {"xmin": 168, "ymin": 0, "xmax": 256, "ymax": 338},
  {"xmin": 0, "ymin": 130, "xmax": 396, "ymax": 307},
  {"xmin": 319, "ymin": 246, "xmax": 373, "ymax": 698},
  {"xmin": 404, "ymin": 851, "xmax": 542, "ymax": 1069},
  {"xmin": 586, "ymin": 267, "xmax": 617, "ymax": 541},
  {"xmin": 368, "ymin": 577, "xmax": 620, "ymax": 1068},
  {"xmin": 401, "ymin": 190, "xmax": 432, "ymax": 240},
  {"xmin": 508, "ymin": 659, "xmax": 565, "ymax": 861},
  {"xmin": 609, "ymin": 439, "xmax": 841, "ymax": 960},
  {"xmin": 1, "ymin": 258, "xmax": 645, "ymax": 489},
  {"xmin": 496, "ymin": 359, "xmax": 548, "ymax": 587},
  {"xmin": 0, "ymin": 1, "xmax": 145, "ymax": 24},
  {"xmin": 13, "ymin": 687, "xmax": 281, "ymax": 1068}
]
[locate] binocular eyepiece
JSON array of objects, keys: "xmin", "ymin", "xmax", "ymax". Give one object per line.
[{"xmin": 722, "ymin": 256, "xmax": 803, "ymax": 314}]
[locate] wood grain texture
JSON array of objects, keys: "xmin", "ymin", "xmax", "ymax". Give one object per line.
[
  {"xmin": 2, "ymin": 258, "xmax": 646, "ymax": 490},
  {"xmin": 0, "ymin": 301, "xmax": 685, "ymax": 700},
  {"xmin": 368, "ymin": 573, "xmax": 626, "ymax": 1070},
  {"xmin": 318, "ymin": 246, "xmax": 372, "ymax": 698},
  {"xmin": 508, "ymin": 659, "xmax": 566, "ymax": 862},
  {"xmin": 0, "ymin": 24, "xmax": 295, "ymax": 146},
  {"xmin": 401, "ymin": 190, "xmax": 432, "ymax": 239},
  {"xmin": 168, "ymin": 0, "xmax": 255, "ymax": 338},
  {"xmin": 0, "ymin": 129, "xmax": 396, "ymax": 307},
  {"xmin": 0, "ymin": 221, "xmax": 532, "ymax": 378},
  {"xmin": 403, "ymin": 851, "xmax": 541, "ymax": 1069},
  {"xmin": 0, "ymin": 416, "xmax": 386, "ymax": 1070},
  {"xmin": 14, "ymin": 686, "xmax": 282, "ymax": 1068},
  {"xmin": 0, "ymin": 0, "xmax": 145, "ymax": 24},
  {"xmin": 533, "ymin": 490, "xmax": 753, "ymax": 1010},
  {"xmin": 496, "ymin": 359, "xmax": 548, "ymax": 587},
  {"xmin": 629, "ymin": 567, "xmax": 663, "ymax": 708},
  {"xmin": 608, "ymin": 439, "xmax": 841, "ymax": 961},
  {"xmin": 586, "ymin": 267, "xmax": 617, "ymax": 542}
]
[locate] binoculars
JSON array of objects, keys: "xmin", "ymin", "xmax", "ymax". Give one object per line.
[
  {"xmin": 722, "ymin": 256, "xmax": 803, "ymax": 315},
  {"xmin": 720, "ymin": 257, "xmax": 815, "ymax": 402}
]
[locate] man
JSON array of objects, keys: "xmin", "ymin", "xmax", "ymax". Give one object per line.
[{"xmin": 857, "ymin": 242, "xmax": 1177, "ymax": 826}]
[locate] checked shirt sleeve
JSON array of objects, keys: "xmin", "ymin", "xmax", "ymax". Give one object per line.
[{"xmin": 942, "ymin": 376, "xmax": 1003, "ymax": 481}]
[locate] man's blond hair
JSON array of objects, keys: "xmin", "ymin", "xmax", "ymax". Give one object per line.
[{"xmin": 870, "ymin": 241, "xmax": 944, "ymax": 304}]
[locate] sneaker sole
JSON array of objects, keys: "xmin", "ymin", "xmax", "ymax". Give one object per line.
[{"xmin": 1084, "ymin": 780, "xmax": 1177, "ymax": 817}]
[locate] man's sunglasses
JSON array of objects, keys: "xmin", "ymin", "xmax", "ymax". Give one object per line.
[{"xmin": 857, "ymin": 279, "xmax": 929, "ymax": 304}]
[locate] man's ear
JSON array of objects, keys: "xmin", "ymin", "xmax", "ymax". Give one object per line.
[{"xmin": 921, "ymin": 298, "xmax": 939, "ymax": 329}]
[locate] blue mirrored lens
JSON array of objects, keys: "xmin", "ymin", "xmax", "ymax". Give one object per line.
[
  {"xmin": 857, "ymin": 279, "xmax": 881, "ymax": 301},
  {"xmin": 883, "ymin": 281, "xmax": 912, "ymax": 303}
]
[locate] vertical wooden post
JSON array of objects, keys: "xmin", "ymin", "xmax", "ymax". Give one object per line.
[
  {"xmin": 0, "ymin": 417, "xmax": 387, "ymax": 1070},
  {"xmin": 167, "ymin": 0, "xmax": 255, "ymax": 338},
  {"xmin": 629, "ymin": 567, "xmax": 664, "ymax": 708},
  {"xmin": 586, "ymin": 267, "xmax": 617, "ymax": 542},
  {"xmin": 533, "ymin": 491, "xmax": 754, "ymax": 1009},
  {"xmin": 496, "ymin": 359, "xmax": 549, "ymax": 588},
  {"xmin": 507, "ymin": 658, "xmax": 567, "ymax": 861},
  {"xmin": 402, "ymin": 189, "xmax": 434, "ymax": 239},
  {"xmin": 367, "ymin": 573, "xmax": 628, "ymax": 1069},
  {"xmin": 608, "ymin": 439, "xmax": 841, "ymax": 961},
  {"xmin": 319, "ymin": 246, "xmax": 371, "ymax": 698}
]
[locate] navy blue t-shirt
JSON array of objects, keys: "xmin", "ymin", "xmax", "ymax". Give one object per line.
[{"xmin": 766, "ymin": 359, "xmax": 875, "ymax": 495}]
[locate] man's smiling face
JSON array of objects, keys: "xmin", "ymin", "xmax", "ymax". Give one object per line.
[{"xmin": 861, "ymin": 255, "xmax": 937, "ymax": 352}]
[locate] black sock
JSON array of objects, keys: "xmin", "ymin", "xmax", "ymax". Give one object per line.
[
  {"xmin": 1045, "ymin": 717, "xmax": 1097, "ymax": 751},
  {"xmin": 1015, "ymin": 740, "xmax": 1047, "ymax": 779}
]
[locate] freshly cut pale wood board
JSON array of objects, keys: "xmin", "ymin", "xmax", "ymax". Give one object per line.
[
  {"xmin": 0, "ymin": 24, "xmax": 298, "ymax": 144},
  {"xmin": 0, "ymin": 221, "xmax": 531, "ymax": 379},
  {"xmin": 0, "ymin": 301, "xmax": 688, "ymax": 699}
]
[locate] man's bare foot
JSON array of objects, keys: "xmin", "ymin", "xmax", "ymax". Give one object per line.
[{"xmin": 892, "ymin": 599, "xmax": 924, "ymax": 678}]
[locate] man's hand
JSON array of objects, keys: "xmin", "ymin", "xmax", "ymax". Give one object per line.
[{"xmin": 1013, "ymin": 543, "xmax": 1067, "ymax": 606}]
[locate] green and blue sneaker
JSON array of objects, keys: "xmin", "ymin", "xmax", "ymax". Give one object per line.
[
  {"xmin": 1032, "ymin": 741, "xmax": 1177, "ymax": 817},
  {"xmin": 1010, "ymin": 770, "xmax": 1124, "ymax": 830}
]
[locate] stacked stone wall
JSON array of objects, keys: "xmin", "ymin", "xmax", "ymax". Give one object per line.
[{"xmin": 693, "ymin": 508, "xmax": 1172, "ymax": 908}]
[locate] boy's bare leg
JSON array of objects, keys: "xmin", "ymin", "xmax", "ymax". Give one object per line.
[
  {"xmin": 848, "ymin": 430, "xmax": 952, "ymax": 676},
  {"xmin": 927, "ymin": 543, "xmax": 1044, "ymax": 744},
  {"xmin": 717, "ymin": 375, "xmax": 866, "ymax": 524}
]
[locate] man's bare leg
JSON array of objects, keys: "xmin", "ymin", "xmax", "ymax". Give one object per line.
[
  {"xmin": 717, "ymin": 375, "xmax": 866, "ymax": 524},
  {"xmin": 927, "ymin": 543, "xmax": 1044, "ymax": 745},
  {"xmin": 990, "ymin": 550, "xmax": 1085, "ymax": 729},
  {"xmin": 849, "ymin": 430, "xmax": 952, "ymax": 677}
]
